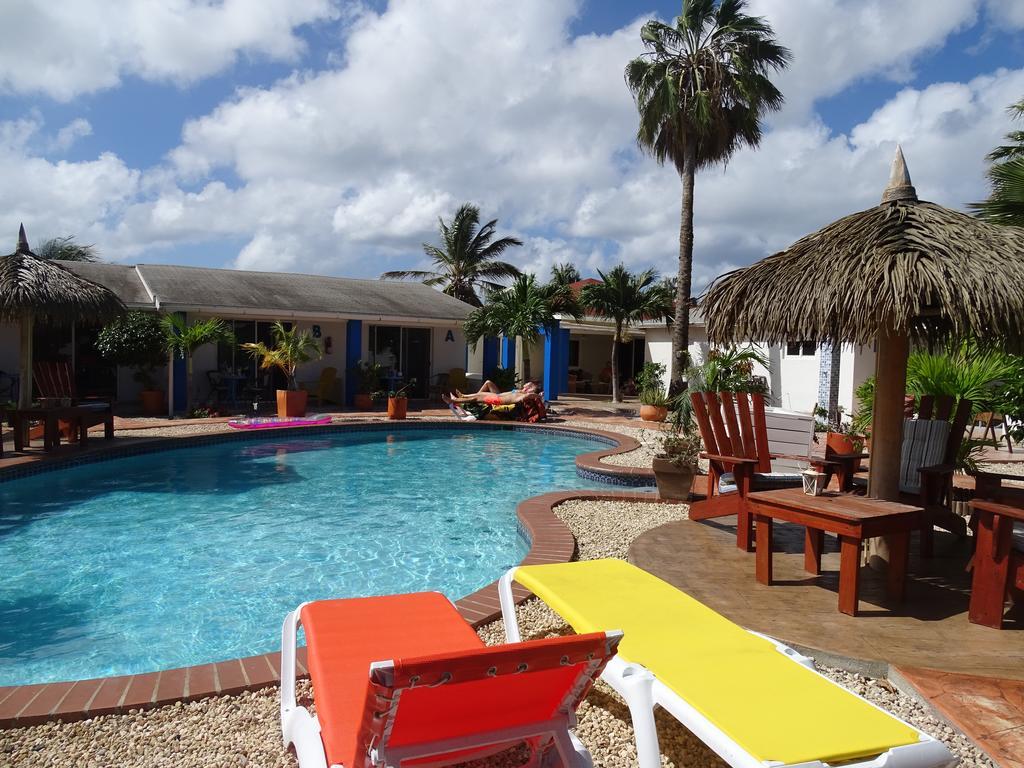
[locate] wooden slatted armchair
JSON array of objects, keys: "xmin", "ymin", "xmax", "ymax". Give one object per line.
[
  {"xmin": 689, "ymin": 391, "xmax": 810, "ymax": 551},
  {"xmin": 853, "ymin": 395, "xmax": 973, "ymax": 557},
  {"xmin": 33, "ymin": 360, "xmax": 114, "ymax": 441}
]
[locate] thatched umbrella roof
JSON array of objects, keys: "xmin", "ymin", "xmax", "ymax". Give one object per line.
[
  {"xmin": 699, "ymin": 148, "xmax": 1024, "ymax": 503},
  {"xmin": 701, "ymin": 147, "xmax": 1024, "ymax": 347},
  {"xmin": 0, "ymin": 224, "xmax": 124, "ymax": 323},
  {"xmin": 2, "ymin": 225, "xmax": 124, "ymax": 408}
]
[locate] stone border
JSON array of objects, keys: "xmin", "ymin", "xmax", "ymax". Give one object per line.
[{"xmin": 0, "ymin": 421, "xmax": 654, "ymax": 727}]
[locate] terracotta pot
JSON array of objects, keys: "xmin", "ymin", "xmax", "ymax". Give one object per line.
[
  {"xmin": 639, "ymin": 404, "xmax": 668, "ymax": 422},
  {"xmin": 354, "ymin": 393, "xmax": 375, "ymax": 411},
  {"xmin": 140, "ymin": 389, "xmax": 165, "ymax": 416},
  {"xmin": 826, "ymin": 431, "xmax": 863, "ymax": 470},
  {"xmin": 652, "ymin": 456, "xmax": 696, "ymax": 501},
  {"xmin": 387, "ymin": 397, "xmax": 408, "ymax": 420},
  {"xmin": 276, "ymin": 389, "xmax": 308, "ymax": 418}
]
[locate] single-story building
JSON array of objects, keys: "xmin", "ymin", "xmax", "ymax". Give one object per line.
[
  {"xmin": 0, "ymin": 262, "xmax": 875, "ymax": 420},
  {"xmin": 0, "ymin": 262, "xmax": 474, "ymax": 414}
]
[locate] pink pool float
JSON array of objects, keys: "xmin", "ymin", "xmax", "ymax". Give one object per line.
[{"xmin": 228, "ymin": 414, "xmax": 333, "ymax": 430}]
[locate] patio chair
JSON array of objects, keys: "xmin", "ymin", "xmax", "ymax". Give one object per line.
[
  {"xmin": 448, "ymin": 367, "xmax": 468, "ymax": 393},
  {"xmin": 32, "ymin": 360, "xmax": 114, "ymax": 440},
  {"xmin": 689, "ymin": 391, "xmax": 809, "ymax": 551},
  {"xmin": 970, "ymin": 411, "xmax": 1013, "ymax": 453},
  {"xmin": 205, "ymin": 370, "xmax": 229, "ymax": 404},
  {"xmin": 300, "ymin": 366, "xmax": 339, "ymax": 406},
  {"xmin": 499, "ymin": 559, "xmax": 955, "ymax": 768},
  {"xmin": 964, "ymin": 473, "xmax": 1024, "ymax": 629},
  {"xmin": 281, "ymin": 591, "xmax": 620, "ymax": 768},
  {"xmin": 854, "ymin": 395, "xmax": 973, "ymax": 556}
]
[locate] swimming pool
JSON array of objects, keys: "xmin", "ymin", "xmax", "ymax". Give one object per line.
[{"xmin": 0, "ymin": 426, "xmax": 612, "ymax": 686}]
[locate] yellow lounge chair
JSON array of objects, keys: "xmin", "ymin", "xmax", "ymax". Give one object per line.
[{"xmin": 498, "ymin": 560, "xmax": 954, "ymax": 768}]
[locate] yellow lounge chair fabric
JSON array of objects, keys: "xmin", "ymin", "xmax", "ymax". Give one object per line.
[{"xmin": 514, "ymin": 559, "xmax": 921, "ymax": 766}]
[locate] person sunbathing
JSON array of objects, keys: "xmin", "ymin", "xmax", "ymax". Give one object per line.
[{"xmin": 445, "ymin": 380, "xmax": 539, "ymax": 406}]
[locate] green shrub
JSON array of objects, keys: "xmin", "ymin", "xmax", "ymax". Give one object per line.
[{"xmin": 96, "ymin": 311, "xmax": 166, "ymax": 389}]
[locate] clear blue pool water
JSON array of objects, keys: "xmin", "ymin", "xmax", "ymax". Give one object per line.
[{"xmin": 0, "ymin": 427, "xmax": 611, "ymax": 686}]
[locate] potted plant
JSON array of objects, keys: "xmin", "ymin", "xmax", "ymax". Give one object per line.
[
  {"xmin": 96, "ymin": 310, "xmax": 168, "ymax": 415},
  {"xmin": 635, "ymin": 361, "xmax": 669, "ymax": 421},
  {"xmin": 350, "ymin": 360, "xmax": 383, "ymax": 410},
  {"xmin": 375, "ymin": 380, "xmax": 416, "ymax": 420},
  {"xmin": 652, "ymin": 415, "xmax": 701, "ymax": 501},
  {"xmin": 815, "ymin": 406, "xmax": 865, "ymax": 469},
  {"xmin": 242, "ymin": 322, "xmax": 322, "ymax": 418}
]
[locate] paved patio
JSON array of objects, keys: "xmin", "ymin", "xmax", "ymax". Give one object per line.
[{"xmin": 630, "ymin": 514, "xmax": 1023, "ymax": 767}]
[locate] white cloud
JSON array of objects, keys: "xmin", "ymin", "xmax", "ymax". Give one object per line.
[
  {"xmin": 3, "ymin": 0, "xmax": 1023, "ymax": 296},
  {"xmin": 986, "ymin": 0, "xmax": 1024, "ymax": 28},
  {"xmin": 0, "ymin": 117, "xmax": 140, "ymax": 250},
  {"xmin": 49, "ymin": 118, "xmax": 92, "ymax": 152},
  {"xmin": 0, "ymin": 0, "xmax": 338, "ymax": 101}
]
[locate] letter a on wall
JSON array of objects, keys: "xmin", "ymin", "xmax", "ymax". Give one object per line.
[{"xmin": 445, "ymin": 330, "xmax": 455, "ymax": 342}]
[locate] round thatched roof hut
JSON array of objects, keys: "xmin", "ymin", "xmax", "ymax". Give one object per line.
[
  {"xmin": 700, "ymin": 148, "xmax": 1024, "ymax": 499},
  {"xmin": 1, "ymin": 225, "xmax": 124, "ymax": 407}
]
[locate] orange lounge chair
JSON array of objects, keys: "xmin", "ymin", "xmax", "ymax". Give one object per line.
[{"xmin": 280, "ymin": 592, "xmax": 621, "ymax": 768}]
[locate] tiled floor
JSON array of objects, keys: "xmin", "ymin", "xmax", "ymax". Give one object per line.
[{"xmin": 896, "ymin": 667, "xmax": 1024, "ymax": 768}]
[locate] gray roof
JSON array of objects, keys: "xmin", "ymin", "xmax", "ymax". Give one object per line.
[
  {"xmin": 63, "ymin": 262, "xmax": 473, "ymax": 321},
  {"xmin": 64, "ymin": 263, "xmax": 153, "ymax": 307}
]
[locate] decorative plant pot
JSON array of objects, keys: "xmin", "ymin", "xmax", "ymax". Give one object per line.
[
  {"xmin": 639, "ymin": 405, "xmax": 668, "ymax": 423},
  {"xmin": 354, "ymin": 393, "xmax": 375, "ymax": 411},
  {"xmin": 387, "ymin": 397, "xmax": 408, "ymax": 420},
  {"xmin": 140, "ymin": 389, "xmax": 165, "ymax": 416},
  {"xmin": 652, "ymin": 456, "xmax": 696, "ymax": 501},
  {"xmin": 826, "ymin": 431, "xmax": 863, "ymax": 469},
  {"xmin": 801, "ymin": 469, "xmax": 827, "ymax": 496},
  {"xmin": 277, "ymin": 389, "xmax": 308, "ymax": 418}
]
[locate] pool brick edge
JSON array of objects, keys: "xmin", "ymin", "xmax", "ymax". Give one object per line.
[{"xmin": 0, "ymin": 421, "xmax": 659, "ymax": 727}]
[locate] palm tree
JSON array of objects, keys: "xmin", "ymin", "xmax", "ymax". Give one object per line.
[
  {"xmin": 241, "ymin": 321, "xmax": 322, "ymax": 391},
  {"xmin": 625, "ymin": 0, "xmax": 790, "ymax": 391},
  {"xmin": 550, "ymin": 262, "xmax": 581, "ymax": 287},
  {"xmin": 972, "ymin": 99, "xmax": 1024, "ymax": 226},
  {"xmin": 162, "ymin": 314, "xmax": 234, "ymax": 413},
  {"xmin": 380, "ymin": 203, "xmax": 523, "ymax": 306},
  {"xmin": 463, "ymin": 274, "xmax": 581, "ymax": 381},
  {"xmin": 580, "ymin": 265, "xmax": 674, "ymax": 402},
  {"xmin": 37, "ymin": 235, "xmax": 100, "ymax": 262}
]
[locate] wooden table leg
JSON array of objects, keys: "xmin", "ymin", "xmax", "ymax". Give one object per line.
[
  {"xmin": 13, "ymin": 414, "xmax": 25, "ymax": 451},
  {"xmin": 78, "ymin": 417, "xmax": 88, "ymax": 448},
  {"xmin": 44, "ymin": 414, "xmax": 57, "ymax": 451},
  {"xmin": 885, "ymin": 531, "xmax": 910, "ymax": 602},
  {"xmin": 969, "ymin": 512, "xmax": 1011, "ymax": 629},
  {"xmin": 804, "ymin": 528, "xmax": 824, "ymax": 575},
  {"xmin": 755, "ymin": 514, "xmax": 773, "ymax": 585},
  {"xmin": 836, "ymin": 464, "xmax": 850, "ymax": 492},
  {"xmin": 838, "ymin": 536, "xmax": 862, "ymax": 616}
]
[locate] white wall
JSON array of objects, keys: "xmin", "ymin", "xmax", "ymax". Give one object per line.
[
  {"xmin": 643, "ymin": 326, "xmax": 707, "ymax": 394},
  {"xmin": 774, "ymin": 344, "xmax": 821, "ymax": 412},
  {"xmin": 433, "ymin": 325, "xmax": 467, "ymax": 377}
]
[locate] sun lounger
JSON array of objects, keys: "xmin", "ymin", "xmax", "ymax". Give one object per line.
[
  {"xmin": 281, "ymin": 591, "xmax": 621, "ymax": 768},
  {"xmin": 499, "ymin": 560, "xmax": 955, "ymax": 768}
]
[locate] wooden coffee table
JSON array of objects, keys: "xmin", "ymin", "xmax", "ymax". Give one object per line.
[
  {"xmin": 10, "ymin": 405, "xmax": 89, "ymax": 452},
  {"xmin": 746, "ymin": 488, "xmax": 923, "ymax": 616}
]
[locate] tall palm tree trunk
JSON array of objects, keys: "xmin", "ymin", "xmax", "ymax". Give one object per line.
[
  {"xmin": 672, "ymin": 143, "xmax": 697, "ymax": 393},
  {"xmin": 611, "ymin": 322, "xmax": 621, "ymax": 403},
  {"xmin": 185, "ymin": 354, "xmax": 194, "ymax": 414},
  {"xmin": 522, "ymin": 339, "xmax": 531, "ymax": 382}
]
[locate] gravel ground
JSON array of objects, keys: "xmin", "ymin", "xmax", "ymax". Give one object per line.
[
  {"xmin": 0, "ymin": 496, "xmax": 993, "ymax": 767},
  {"xmin": 560, "ymin": 419, "xmax": 660, "ymax": 468}
]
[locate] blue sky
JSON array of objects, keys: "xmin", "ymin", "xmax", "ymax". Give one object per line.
[{"xmin": 2, "ymin": 1, "xmax": 1023, "ymax": 289}]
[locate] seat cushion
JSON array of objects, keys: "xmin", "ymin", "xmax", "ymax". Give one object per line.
[
  {"xmin": 899, "ymin": 419, "xmax": 950, "ymax": 494},
  {"xmin": 300, "ymin": 593, "xmax": 484, "ymax": 768},
  {"xmin": 719, "ymin": 471, "xmax": 803, "ymax": 495},
  {"xmin": 516, "ymin": 559, "xmax": 922, "ymax": 766}
]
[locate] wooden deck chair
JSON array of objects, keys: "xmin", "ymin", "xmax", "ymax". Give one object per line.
[
  {"xmin": 500, "ymin": 560, "xmax": 955, "ymax": 768},
  {"xmin": 448, "ymin": 367, "xmax": 468, "ymax": 393},
  {"xmin": 689, "ymin": 391, "xmax": 807, "ymax": 551},
  {"xmin": 32, "ymin": 360, "xmax": 114, "ymax": 441},
  {"xmin": 301, "ymin": 366, "xmax": 339, "ymax": 406},
  {"xmin": 281, "ymin": 592, "xmax": 620, "ymax": 768},
  {"xmin": 890, "ymin": 396, "xmax": 972, "ymax": 556},
  {"xmin": 971, "ymin": 411, "xmax": 1013, "ymax": 453},
  {"xmin": 966, "ymin": 474, "xmax": 1024, "ymax": 629}
]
